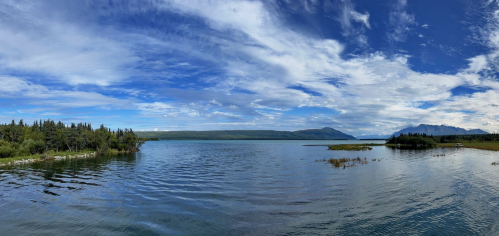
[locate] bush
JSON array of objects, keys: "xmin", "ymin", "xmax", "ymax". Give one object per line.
[
  {"xmin": 21, "ymin": 139, "xmax": 46, "ymax": 154},
  {"xmin": 0, "ymin": 145, "xmax": 16, "ymax": 158},
  {"xmin": 15, "ymin": 146, "xmax": 31, "ymax": 157}
]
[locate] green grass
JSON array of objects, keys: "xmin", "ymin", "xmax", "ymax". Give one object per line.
[
  {"xmin": 0, "ymin": 154, "xmax": 44, "ymax": 165},
  {"xmin": 0, "ymin": 150, "xmax": 98, "ymax": 166},
  {"xmin": 437, "ymin": 142, "xmax": 499, "ymax": 151},
  {"xmin": 328, "ymin": 144, "xmax": 374, "ymax": 151}
]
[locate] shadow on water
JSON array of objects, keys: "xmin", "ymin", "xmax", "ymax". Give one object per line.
[{"xmin": 0, "ymin": 153, "xmax": 138, "ymax": 196}]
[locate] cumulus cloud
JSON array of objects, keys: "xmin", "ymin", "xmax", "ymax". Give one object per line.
[
  {"xmin": 3, "ymin": 0, "xmax": 499, "ymax": 134},
  {"xmin": 147, "ymin": 0, "xmax": 499, "ymax": 134}
]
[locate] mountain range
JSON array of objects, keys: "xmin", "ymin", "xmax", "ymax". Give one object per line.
[
  {"xmin": 136, "ymin": 127, "xmax": 357, "ymax": 140},
  {"xmin": 357, "ymin": 124, "xmax": 488, "ymax": 139},
  {"xmin": 392, "ymin": 124, "xmax": 488, "ymax": 136}
]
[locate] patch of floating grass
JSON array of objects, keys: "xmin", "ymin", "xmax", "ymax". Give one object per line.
[
  {"xmin": 326, "ymin": 157, "xmax": 368, "ymax": 168},
  {"xmin": 328, "ymin": 144, "xmax": 373, "ymax": 151},
  {"xmin": 433, "ymin": 154, "xmax": 446, "ymax": 157}
]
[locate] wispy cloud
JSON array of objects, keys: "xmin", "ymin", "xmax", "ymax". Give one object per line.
[
  {"xmin": 387, "ymin": 0, "xmax": 416, "ymax": 43},
  {"xmin": 2, "ymin": 0, "xmax": 499, "ymax": 134},
  {"xmin": 335, "ymin": 0, "xmax": 371, "ymax": 46}
]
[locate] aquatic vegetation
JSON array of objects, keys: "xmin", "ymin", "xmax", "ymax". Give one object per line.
[
  {"xmin": 328, "ymin": 144, "xmax": 373, "ymax": 151},
  {"xmin": 326, "ymin": 157, "xmax": 368, "ymax": 168},
  {"xmin": 492, "ymin": 162, "xmax": 499, "ymax": 166},
  {"xmin": 433, "ymin": 154, "xmax": 446, "ymax": 157}
]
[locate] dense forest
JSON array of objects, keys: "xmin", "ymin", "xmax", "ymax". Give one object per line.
[
  {"xmin": 386, "ymin": 133, "xmax": 437, "ymax": 146},
  {"xmin": 387, "ymin": 133, "xmax": 499, "ymax": 146},
  {"xmin": 435, "ymin": 134, "xmax": 499, "ymax": 143},
  {"xmin": 0, "ymin": 119, "xmax": 144, "ymax": 158}
]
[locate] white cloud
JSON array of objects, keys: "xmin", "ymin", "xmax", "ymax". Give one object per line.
[
  {"xmin": 0, "ymin": 1, "xmax": 139, "ymax": 86},
  {"xmin": 0, "ymin": 76, "xmax": 132, "ymax": 110},
  {"xmin": 335, "ymin": 0, "xmax": 371, "ymax": 46},
  {"xmin": 209, "ymin": 99, "xmax": 223, "ymax": 106},
  {"xmin": 421, "ymin": 24, "xmax": 429, "ymax": 28},
  {"xmin": 3, "ymin": 1, "xmax": 499, "ymax": 134},
  {"xmin": 388, "ymin": 0, "xmax": 416, "ymax": 42},
  {"xmin": 149, "ymin": 0, "xmax": 499, "ymax": 134},
  {"xmin": 349, "ymin": 10, "xmax": 371, "ymax": 29},
  {"xmin": 466, "ymin": 55, "xmax": 488, "ymax": 73}
]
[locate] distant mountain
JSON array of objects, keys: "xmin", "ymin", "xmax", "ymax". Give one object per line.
[
  {"xmin": 136, "ymin": 127, "xmax": 357, "ymax": 140},
  {"xmin": 392, "ymin": 124, "xmax": 488, "ymax": 136}
]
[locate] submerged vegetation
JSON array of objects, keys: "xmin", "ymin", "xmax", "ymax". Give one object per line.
[{"xmin": 0, "ymin": 119, "xmax": 145, "ymax": 159}]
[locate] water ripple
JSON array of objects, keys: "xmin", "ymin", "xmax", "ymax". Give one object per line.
[{"xmin": 1, "ymin": 141, "xmax": 499, "ymax": 235}]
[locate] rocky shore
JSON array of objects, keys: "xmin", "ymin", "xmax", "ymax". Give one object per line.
[{"xmin": 0, "ymin": 152, "xmax": 98, "ymax": 167}]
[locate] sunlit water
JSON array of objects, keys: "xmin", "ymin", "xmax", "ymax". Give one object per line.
[{"xmin": 2, "ymin": 140, "xmax": 499, "ymax": 235}]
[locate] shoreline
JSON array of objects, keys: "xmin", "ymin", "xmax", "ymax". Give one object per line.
[
  {"xmin": 0, "ymin": 151, "xmax": 98, "ymax": 167},
  {"xmin": 322, "ymin": 142, "xmax": 499, "ymax": 151}
]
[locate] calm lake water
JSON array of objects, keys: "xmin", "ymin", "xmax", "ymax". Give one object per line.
[{"xmin": 2, "ymin": 140, "xmax": 499, "ymax": 235}]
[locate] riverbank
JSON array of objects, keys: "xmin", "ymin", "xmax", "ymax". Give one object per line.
[{"xmin": 0, "ymin": 150, "xmax": 98, "ymax": 167}]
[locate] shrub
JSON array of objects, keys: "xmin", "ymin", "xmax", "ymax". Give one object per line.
[
  {"xmin": 0, "ymin": 145, "xmax": 16, "ymax": 158},
  {"xmin": 21, "ymin": 139, "xmax": 46, "ymax": 154}
]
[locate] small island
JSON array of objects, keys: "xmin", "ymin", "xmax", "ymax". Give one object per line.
[
  {"xmin": 324, "ymin": 132, "xmax": 499, "ymax": 152},
  {"xmin": 0, "ymin": 119, "xmax": 145, "ymax": 165}
]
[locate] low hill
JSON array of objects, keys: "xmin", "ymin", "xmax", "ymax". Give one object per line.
[
  {"xmin": 136, "ymin": 127, "xmax": 357, "ymax": 140},
  {"xmin": 392, "ymin": 124, "xmax": 488, "ymax": 136}
]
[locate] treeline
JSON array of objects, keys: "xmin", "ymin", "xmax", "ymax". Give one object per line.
[
  {"xmin": 0, "ymin": 119, "xmax": 144, "ymax": 158},
  {"xmin": 436, "ymin": 134, "xmax": 499, "ymax": 143},
  {"xmin": 386, "ymin": 133, "xmax": 437, "ymax": 147},
  {"xmin": 386, "ymin": 133, "xmax": 499, "ymax": 146}
]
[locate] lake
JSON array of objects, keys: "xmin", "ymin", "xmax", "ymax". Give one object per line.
[{"xmin": 2, "ymin": 140, "xmax": 499, "ymax": 235}]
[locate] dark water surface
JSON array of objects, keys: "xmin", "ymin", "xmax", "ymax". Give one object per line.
[{"xmin": 2, "ymin": 140, "xmax": 499, "ymax": 235}]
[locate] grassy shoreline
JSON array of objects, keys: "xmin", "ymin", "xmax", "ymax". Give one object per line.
[
  {"xmin": 436, "ymin": 143, "xmax": 499, "ymax": 151},
  {"xmin": 324, "ymin": 142, "xmax": 499, "ymax": 151},
  {"xmin": 0, "ymin": 150, "xmax": 101, "ymax": 166}
]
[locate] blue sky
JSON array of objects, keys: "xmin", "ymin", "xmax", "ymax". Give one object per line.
[{"xmin": 1, "ymin": 0, "xmax": 499, "ymax": 136}]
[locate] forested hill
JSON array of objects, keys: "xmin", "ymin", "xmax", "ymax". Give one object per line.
[
  {"xmin": 392, "ymin": 124, "xmax": 488, "ymax": 136},
  {"xmin": 136, "ymin": 127, "xmax": 357, "ymax": 140}
]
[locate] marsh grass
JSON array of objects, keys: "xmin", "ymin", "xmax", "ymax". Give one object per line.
[
  {"xmin": 326, "ymin": 157, "xmax": 368, "ymax": 168},
  {"xmin": 328, "ymin": 144, "xmax": 373, "ymax": 151},
  {"xmin": 437, "ymin": 143, "xmax": 499, "ymax": 151}
]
